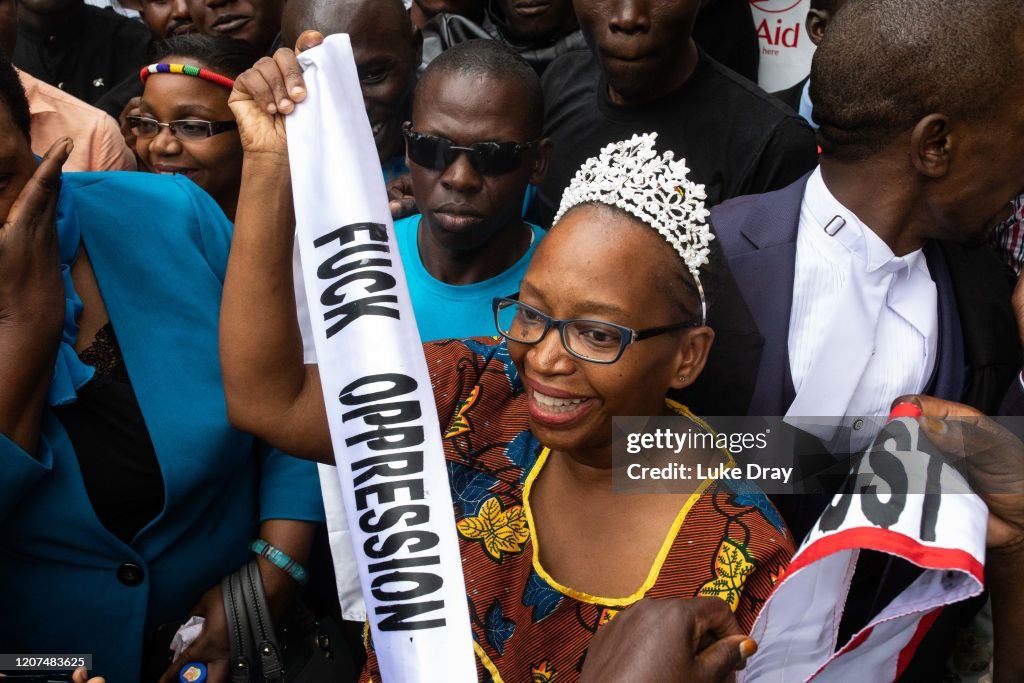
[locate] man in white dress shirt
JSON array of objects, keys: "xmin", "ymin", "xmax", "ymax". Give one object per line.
[
  {"xmin": 709, "ymin": 0, "xmax": 1024, "ymax": 453},
  {"xmin": 706, "ymin": 2, "xmax": 1024, "ymax": 676}
]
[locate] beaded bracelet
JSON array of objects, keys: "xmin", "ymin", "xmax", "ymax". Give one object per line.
[{"xmin": 249, "ymin": 539, "xmax": 309, "ymax": 585}]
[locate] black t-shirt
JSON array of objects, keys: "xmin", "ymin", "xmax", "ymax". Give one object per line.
[
  {"xmin": 14, "ymin": 4, "xmax": 151, "ymax": 107},
  {"xmin": 693, "ymin": 0, "xmax": 760, "ymax": 84},
  {"xmin": 533, "ymin": 48, "xmax": 818, "ymax": 226}
]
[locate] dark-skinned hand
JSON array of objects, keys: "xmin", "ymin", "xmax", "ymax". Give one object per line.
[
  {"xmin": 580, "ymin": 597, "xmax": 757, "ymax": 683},
  {"xmin": 892, "ymin": 394, "xmax": 1024, "ymax": 553}
]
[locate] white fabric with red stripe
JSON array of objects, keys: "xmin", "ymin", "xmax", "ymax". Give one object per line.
[{"xmin": 740, "ymin": 416, "xmax": 987, "ymax": 682}]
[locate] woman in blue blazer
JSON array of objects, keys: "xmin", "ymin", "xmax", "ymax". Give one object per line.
[{"xmin": 0, "ymin": 53, "xmax": 324, "ymax": 681}]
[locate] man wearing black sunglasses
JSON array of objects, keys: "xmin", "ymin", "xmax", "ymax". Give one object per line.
[
  {"xmin": 395, "ymin": 38, "xmax": 551, "ymax": 341},
  {"xmin": 235, "ymin": 35, "xmax": 549, "ymax": 342}
]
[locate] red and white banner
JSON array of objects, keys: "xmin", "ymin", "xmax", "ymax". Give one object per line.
[
  {"xmin": 740, "ymin": 417, "xmax": 987, "ymax": 682},
  {"xmin": 750, "ymin": 0, "xmax": 816, "ymax": 91},
  {"xmin": 287, "ymin": 35, "xmax": 477, "ymax": 683}
]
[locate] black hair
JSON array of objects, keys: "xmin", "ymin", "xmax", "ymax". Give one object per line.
[
  {"xmin": 152, "ymin": 34, "xmax": 259, "ymax": 80},
  {"xmin": 0, "ymin": 47, "xmax": 31, "ymax": 142},
  {"xmin": 812, "ymin": 0, "xmax": 1024, "ymax": 162},
  {"xmin": 416, "ymin": 39, "xmax": 544, "ymax": 137}
]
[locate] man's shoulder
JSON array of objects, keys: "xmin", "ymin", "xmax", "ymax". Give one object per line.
[
  {"xmin": 710, "ymin": 174, "xmax": 810, "ymax": 250},
  {"xmin": 25, "ymin": 72, "xmax": 113, "ymax": 123},
  {"xmin": 82, "ymin": 4, "xmax": 151, "ymax": 40},
  {"xmin": 695, "ymin": 56, "xmax": 808, "ymax": 130},
  {"xmin": 64, "ymin": 172, "xmax": 219, "ymax": 218},
  {"xmin": 393, "ymin": 213, "xmax": 422, "ymax": 237}
]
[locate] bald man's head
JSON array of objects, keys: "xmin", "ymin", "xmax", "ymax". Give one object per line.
[
  {"xmin": 282, "ymin": 0, "xmax": 421, "ymax": 164},
  {"xmin": 281, "ymin": 0, "xmax": 411, "ymax": 48}
]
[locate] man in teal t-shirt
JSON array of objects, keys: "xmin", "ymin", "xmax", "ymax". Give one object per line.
[
  {"xmin": 395, "ymin": 213, "xmax": 545, "ymax": 340},
  {"xmin": 394, "ymin": 39, "xmax": 550, "ymax": 340}
]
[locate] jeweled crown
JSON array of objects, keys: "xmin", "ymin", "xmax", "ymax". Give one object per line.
[{"xmin": 553, "ymin": 133, "xmax": 713, "ymax": 323}]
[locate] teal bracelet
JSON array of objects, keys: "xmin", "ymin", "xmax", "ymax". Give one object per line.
[{"xmin": 249, "ymin": 539, "xmax": 309, "ymax": 585}]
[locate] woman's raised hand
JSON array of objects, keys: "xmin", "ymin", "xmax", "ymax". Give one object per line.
[
  {"xmin": 228, "ymin": 31, "xmax": 324, "ymax": 158},
  {"xmin": 0, "ymin": 137, "xmax": 73, "ymax": 453},
  {"xmin": 0, "ymin": 137, "xmax": 72, "ymax": 335}
]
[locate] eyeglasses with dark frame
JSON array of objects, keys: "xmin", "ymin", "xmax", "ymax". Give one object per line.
[
  {"xmin": 402, "ymin": 122, "xmax": 537, "ymax": 176},
  {"xmin": 127, "ymin": 115, "xmax": 239, "ymax": 141},
  {"xmin": 492, "ymin": 296, "xmax": 698, "ymax": 364}
]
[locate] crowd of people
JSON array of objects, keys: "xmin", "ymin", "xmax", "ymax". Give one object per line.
[{"xmin": 2, "ymin": 0, "xmax": 1024, "ymax": 681}]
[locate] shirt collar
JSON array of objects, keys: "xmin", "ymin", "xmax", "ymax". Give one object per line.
[
  {"xmin": 17, "ymin": 70, "xmax": 56, "ymax": 116},
  {"xmin": 799, "ymin": 78, "xmax": 818, "ymax": 129},
  {"xmin": 803, "ymin": 166, "xmax": 926, "ymax": 278}
]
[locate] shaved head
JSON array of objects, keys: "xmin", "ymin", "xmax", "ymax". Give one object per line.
[
  {"xmin": 812, "ymin": 0, "xmax": 1024, "ymax": 162},
  {"xmin": 281, "ymin": 0, "xmax": 411, "ymax": 48},
  {"xmin": 281, "ymin": 0, "xmax": 420, "ymax": 164}
]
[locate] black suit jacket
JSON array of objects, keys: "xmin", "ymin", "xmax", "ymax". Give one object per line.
[{"xmin": 772, "ymin": 75, "xmax": 809, "ymax": 114}]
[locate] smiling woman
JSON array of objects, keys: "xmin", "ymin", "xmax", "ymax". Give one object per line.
[
  {"xmin": 133, "ymin": 34, "xmax": 257, "ymax": 221},
  {"xmin": 218, "ymin": 35, "xmax": 795, "ymax": 679}
]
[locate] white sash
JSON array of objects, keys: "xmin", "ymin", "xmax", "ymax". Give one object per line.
[
  {"xmin": 741, "ymin": 417, "xmax": 987, "ymax": 681},
  {"xmin": 287, "ymin": 34, "xmax": 476, "ymax": 683}
]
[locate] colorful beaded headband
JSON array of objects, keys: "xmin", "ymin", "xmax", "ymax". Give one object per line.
[{"xmin": 139, "ymin": 63, "xmax": 235, "ymax": 90}]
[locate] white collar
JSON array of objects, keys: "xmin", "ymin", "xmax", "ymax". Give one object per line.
[{"xmin": 802, "ymin": 167, "xmax": 927, "ymax": 281}]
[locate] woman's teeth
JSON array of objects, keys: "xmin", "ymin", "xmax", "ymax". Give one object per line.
[{"xmin": 533, "ymin": 391, "xmax": 587, "ymax": 412}]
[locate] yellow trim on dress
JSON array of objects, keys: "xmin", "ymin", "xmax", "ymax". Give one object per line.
[
  {"xmin": 522, "ymin": 400, "xmax": 733, "ymax": 608},
  {"xmin": 474, "ymin": 641, "xmax": 506, "ymax": 683}
]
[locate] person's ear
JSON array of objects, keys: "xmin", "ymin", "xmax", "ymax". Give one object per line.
[
  {"xmin": 528, "ymin": 138, "xmax": 552, "ymax": 186},
  {"xmin": 910, "ymin": 113, "xmax": 953, "ymax": 179},
  {"xmin": 669, "ymin": 326, "xmax": 714, "ymax": 391},
  {"xmin": 806, "ymin": 9, "xmax": 831, "ymax": 46}
]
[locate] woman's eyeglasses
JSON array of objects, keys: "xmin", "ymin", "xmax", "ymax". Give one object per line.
[
  {"xmin": 403, "ymin": 123, "xmax": 536, "ymax": 176},
  {"xmin": 127, "ymin": 115, "xmax": 238, "ymax": 141},
  {"xmin": 493, "ymin": 296, "xmax": 698, "ymax": 364}
]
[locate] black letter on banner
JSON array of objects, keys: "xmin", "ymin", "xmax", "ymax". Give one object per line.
[
  {"xmin": 359, "ymin": 504, "xmax": 430, "ymax": 533},
  {"xmin": 352, "ymin": 451, "xmax": 425, "ymax": 487},
  {"xmin": 376, "ymin": 601, "xmax": 446, "ymax": 631},
  {"xmin": 368, "ymin": 555, "xmax": 441, "ymax": 573},
  {"xmin": 355, "ymin": 479, "xmax": 425, "ymax": 510},
  {"xmin": 340, "ymin": 374, "xmax": 418, "ymax": 405},
  {"xmin": 318, "ymin": 243, "xmax": 390, "ymax": 279},
  {"xmin": 314, "ymin": 222, "xmax": 387, "ymax": 249},
  {"xmin": 371, "ymin": 571, "xmax": 444, "ymax": 602},
  {"xmin": 324, "ymin": 295, "xmax": 400, "ymax": 337},
  {"xmin": 343, "ymin": 400, "xmax": 423, "ymax": 425},
  {"xmin": 919, "ymin": 451, "xmax": 943, "ymax": 542},
  {"xmin": 859, "ymin": 422, "xmax": 908, "ymax": 528},
  {"xmin": 346, "ymin": 425, "xmax": 425, "ymax": 451},
  {"xmin": 915, "ymin": 425, "xmax": 951, "ymax": 542},
  {"xmin": 321, "ymin": 270, "xmax": 398, "ymax": 307},
  {"xmin": 364, "ymin": 530, "xmax": 439, "ymax": 559},
  {"xmin": 818, "ymin": 468, "xmax": 858, "ymax": 533}
]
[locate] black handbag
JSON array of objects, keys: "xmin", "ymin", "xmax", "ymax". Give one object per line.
[{"xmin": 221, "ymin": 560, "xmax": 357, "ymax": 683}]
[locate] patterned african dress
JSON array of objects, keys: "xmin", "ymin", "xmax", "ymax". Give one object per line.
[{"xmin": 360, "ymin": 337, "xmax": 795, "ymax": 683}]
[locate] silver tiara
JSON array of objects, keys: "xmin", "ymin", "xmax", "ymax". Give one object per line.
[{"xmin": 552, "ymin": 133, "xmax": 713, "ymax": 324}]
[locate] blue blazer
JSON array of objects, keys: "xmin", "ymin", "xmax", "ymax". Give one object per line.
[
  {"xmin": 707, "ymin": 173, "xmax": 1021, "ymax": 417},
  {"xmin": 0, "ymin": 173, "xmax": 325, "ymax": 682}
]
